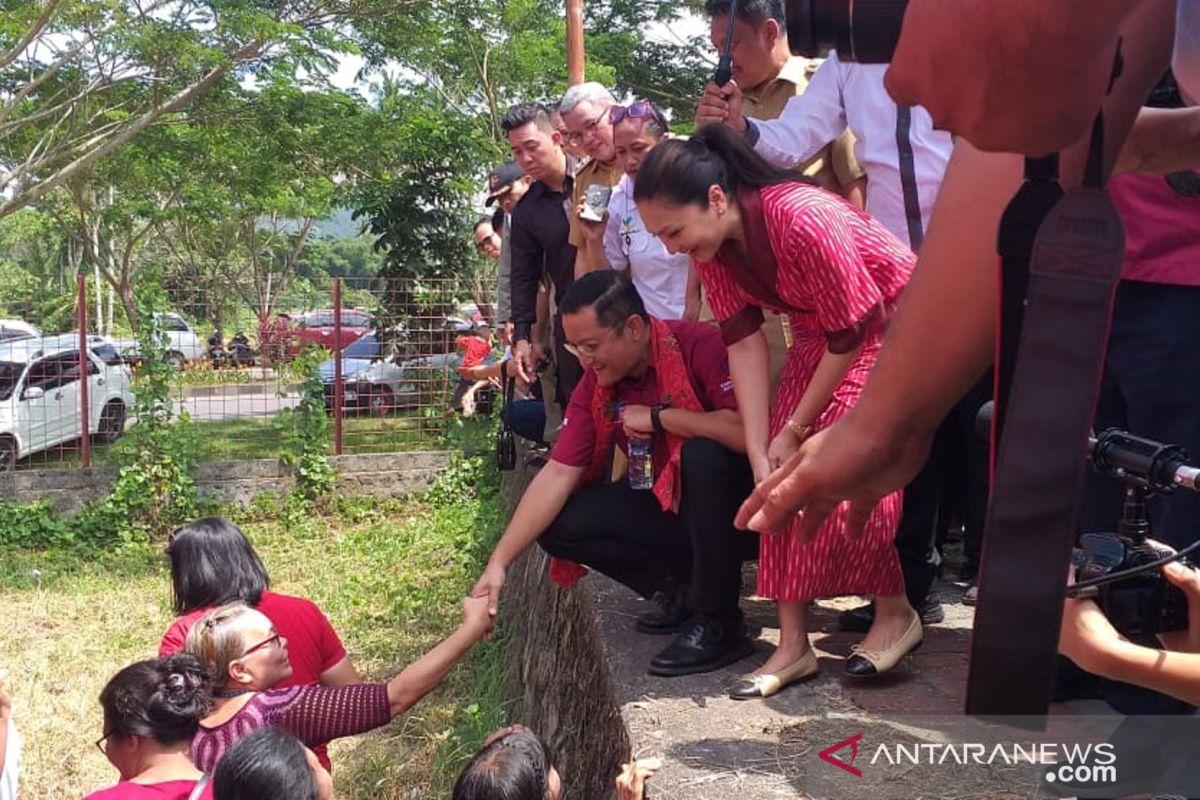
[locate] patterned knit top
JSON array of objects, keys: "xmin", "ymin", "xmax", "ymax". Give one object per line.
[{"xmin": 190, "ymin": 683, "xmax": 391, "ymax": 772}]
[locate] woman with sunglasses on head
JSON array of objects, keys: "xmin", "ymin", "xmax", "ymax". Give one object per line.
[
  {"xmin": 159, "ymin": 517, "xmax": 360, "ymax": 771},
  {"xmin": 576, "ymin": 101, "xmax": 701, "ymax": 322},
  {"xmin": 86, "ymin": 654, "xmax": 213, "ymax": 800},
  {"xmin": 185, "ymin": 598, "xmax": 492, "ymax": 772},
  {"xmin": 634, "ymin": 124, "xmax": 920, "ymax": 696}
]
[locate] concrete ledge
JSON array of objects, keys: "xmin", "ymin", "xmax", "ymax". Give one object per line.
[{"xmin": 0, "ymin": 451, "xmax": 454, "ymax": 514}]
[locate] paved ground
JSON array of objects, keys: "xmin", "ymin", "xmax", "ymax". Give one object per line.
[{"xmin": 586, "ymin": 565, "xmax": 1061, "ymax": 800}]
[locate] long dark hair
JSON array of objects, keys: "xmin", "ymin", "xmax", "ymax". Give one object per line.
[
  {"xmin": 99, "ymin": 654, "xmax": 212, "ymax": 746},
  {"xmin": 166, "ymin": 517, "xmax": 270, "ymax": 614},
  {"xmin": 452, "ymin": 729, "xmax": 556, "ymax": 800},
  {"xmin": 633, "ymin": 123, "xmax": 797, "ymax": 209},
  {"xmin": 213, "ymin": 727, "xmax": 320, "ymax": 800}
]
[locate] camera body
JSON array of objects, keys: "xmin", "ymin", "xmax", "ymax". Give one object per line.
[{"xmin": 1074, "ymin": 532, "xmax": 1190, "ymax": 641}]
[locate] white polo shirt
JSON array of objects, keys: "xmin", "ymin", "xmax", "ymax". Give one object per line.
[
  {"xmin": 750, "ymin": 51, "xmax": 952, "ymax": 249},
  {"xmin": 602, "ymin": 173, "xmax": 692, "ymax": 319}
]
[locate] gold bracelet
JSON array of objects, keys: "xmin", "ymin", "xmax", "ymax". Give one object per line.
[{"xmin": 786, "ymin": 418, "xmax": 812, "ymax": 441}]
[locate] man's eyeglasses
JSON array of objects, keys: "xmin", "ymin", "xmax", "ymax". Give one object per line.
[
  {"xmin": 563, "ymin": 325, "xmax": 621, "ymax": 359},
  {"xmin": 240, "ymin": 632, "xmax": 282, "ymax": 658},
  {"xmin": 95, "ymin": 731, "xmax": 112, "ymax": 754},
  {"xmin": 565, "ymin": 105, "xmax": 609, "ymax": 145},
  {"xmin": 609, "ymin": 101, "xmax": 666, "ymax": 130}
]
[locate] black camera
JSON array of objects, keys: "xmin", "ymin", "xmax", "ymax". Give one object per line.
[
  {"xmin": 1074, "ymin": 531, "xmax": 1190, "ymax": 641},
  {"xmin": 786, "ymin": 0, "xmax": 908, "ymax": 63}
]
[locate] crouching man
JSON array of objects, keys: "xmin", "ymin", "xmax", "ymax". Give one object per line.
[{"xmin": 471, "ymin": 270, "xmax": 757, "ymax": 676}]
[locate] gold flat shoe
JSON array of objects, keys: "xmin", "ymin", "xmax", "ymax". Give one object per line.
[
  {"xmin": 844, "ymin": 612, "xmax": 923, "ymax": 678},
  {"xmin": 728, "ymin": 649, "xmax": 819, "ymax": 700}
]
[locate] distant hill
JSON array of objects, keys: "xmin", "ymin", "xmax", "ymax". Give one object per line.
[{"xmin": 314, "ymin": 208, "xmax": 364, "ymax": 239}]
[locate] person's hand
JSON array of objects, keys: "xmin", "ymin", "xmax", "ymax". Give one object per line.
[
  {"xmin": 1158, "ymin": 561, "xmax": 1200, "ymax": 653},
  {"xmin": 749, "ymin": 449, "xmax": 772, "ymax": 487},
  {"xmin": 695, "ymin": 81, "xmax": 746, "ymax": 133},
  {"xmin": 1058, "ymin": 594, "xmax": 1124, "ymax": 678},
  {"xmin": 512, "ymin": 339, "xmax": 535, "ymax": 383},
  {"xmin": 736, "ymin": 412, "xmax": 933, "ymax": 542},
  {"xmin": 767, "ymin": 427, "xmax": 802, "ymax": 472},
  {"xmin": 470, "ymin": 562, "xmax": 507, "ymax": 617},
  {"xmin": 620, "ymin": 404, "xmax": 653, "ymax": 441},
  {"xmin": 461, "ymin": 594, "xmax": 495, "ymax": 640},
  {"xmin": 501, "ymin": 322, "xmax": 514, "ymax": 348},
  {"xmin": 615, "ymin": 757, "xmax": 662, "ymax": 800},
  {"xmin": 576, "ymin": 199, "xmax": 606, "ymax": 242},
  {"xmin": 885, "ymin": 0, "xmax": 1131, "ymax": 155},
  {"xmin": 483, "ymin": 724, "xmax": 529, "ymax": 747}
]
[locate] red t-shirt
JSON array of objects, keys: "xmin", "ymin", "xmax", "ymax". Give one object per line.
[
  {"xmin": 551, "ymin": 320, "xmax": 738, "ymax": 473},
  {"xmin": 457, "ymin": 335, "xmax": 493, "ymax": 368},
  {"xmin": 159, "ymin": 591, "xmax": 347, "ymax": 687},
  {"xmin": 1110, "ymin": 172, "xmax": 1200, "ymax": 286},
  {"xmin": 83, "ymin": 780, "xmax": 214, "ymax": 800}
]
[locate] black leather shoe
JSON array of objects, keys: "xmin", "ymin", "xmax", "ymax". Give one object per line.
[
  {"xmin": 838, "ymin": 596, "xmax": 945, "ymax": 633},
  {"xmin": 636, "ymin": 583, "xmax": 691, "ymax": 635},
  {"xmin": 647, "ymin": 615, "xmax": 754, "ymax": 677}
]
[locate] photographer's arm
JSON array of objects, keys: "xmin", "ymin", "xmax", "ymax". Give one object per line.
[
  {"xmin": 1116, "ymin": 106, "xmax": 1200, "ymax": 174},
  {"xmin": 470, "ymin": 460, "xmax": 584, "ymax": 614}
]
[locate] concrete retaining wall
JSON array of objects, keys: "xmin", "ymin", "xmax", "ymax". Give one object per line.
[{"xmin": 0, "ymin": 450, "xmax": 453, "ymax": 514}]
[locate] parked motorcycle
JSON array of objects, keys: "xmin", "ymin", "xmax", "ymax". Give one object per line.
[
  {"xmin": 207, "ymin": 332, "xmax": 229, "ymax": 369},
  {"xmin": 228, "ymin": 331, "xmax": 255, "ymax": 367}
]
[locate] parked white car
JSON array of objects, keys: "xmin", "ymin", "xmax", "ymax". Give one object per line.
[
  {"xmin": 0, "ymin": 334, "xmax": 135, "ymax": 470},
  {"xmin": 113, "ymin": 312, "xmax": 205, "ymax": 370},
  {"xmin": 0, "ymin": 319, "xmax": 41, "ymax": 342}
]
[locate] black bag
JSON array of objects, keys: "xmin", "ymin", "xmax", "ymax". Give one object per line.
[{"xmin": 496, "ymin": 366, "xmax": 517, "ymax": 471}]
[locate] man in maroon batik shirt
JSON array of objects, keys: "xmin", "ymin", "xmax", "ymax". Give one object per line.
[{"xmin": 471, "ymin": 271, "xmax": 760, "ymax": 677}]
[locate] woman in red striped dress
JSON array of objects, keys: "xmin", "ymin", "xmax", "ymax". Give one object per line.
[{"xmin": 634, "ymin": 125, "xmax": 921, "ymax": 698}]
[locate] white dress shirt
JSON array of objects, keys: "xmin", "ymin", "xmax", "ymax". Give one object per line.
[
  {"xmin": 750, "ymin": 51, "xmax": 952, "ymax": 249},
  {"xmin": 603, "ymin": 173, "xmax": 692, "ymax": 319}
]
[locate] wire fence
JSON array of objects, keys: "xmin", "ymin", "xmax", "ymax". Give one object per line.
[{"xmin": 0, "ymin": 276, "xmax": 499, "ymax": 471}]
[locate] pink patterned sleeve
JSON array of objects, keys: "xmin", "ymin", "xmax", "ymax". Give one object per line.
[
  {"xmin": 273, "ymin": 683, "xmax": 391, "ymax": 746},
  {"xmin": 694, "ymin": 258, "xmax": 763, "ymax": 345},
  {"xmin": 785, "ymin": 201, "xmax": 883, "ymax": 352}
]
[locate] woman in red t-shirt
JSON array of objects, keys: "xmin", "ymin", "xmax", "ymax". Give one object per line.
[
  {"xmin": 84, "ymin": 654, "xmax": 213, "ymax": 800},
  {"xmin": 159, "ymin": 518, "xmax": 360, "ymax": 770}
]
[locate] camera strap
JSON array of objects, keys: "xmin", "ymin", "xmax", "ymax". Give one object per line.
[{"xmin": 967, "ymin": 49, "xmax": 1126, "ymax": 717}]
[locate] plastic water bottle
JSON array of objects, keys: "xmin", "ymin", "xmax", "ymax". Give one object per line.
[{"xmin": 628, "ymin": 438, "xmax": 653, "ymax": 490}]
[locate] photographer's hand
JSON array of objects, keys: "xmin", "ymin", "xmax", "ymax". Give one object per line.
[
  {"xmin": 513, "ymin": 339, "xmax": 535, "ymax": 384},
  {"xmin": 1159, "ymin": 562, "xmax": 1200, "ymax": 653}
]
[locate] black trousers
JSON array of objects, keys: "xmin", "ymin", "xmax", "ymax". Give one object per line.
[{"xmin": 538, "ymin": 437, "xmax": 757, "ymax": 617}]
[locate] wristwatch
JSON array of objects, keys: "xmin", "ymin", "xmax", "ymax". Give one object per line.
[{"xmin": 651, "ymin": 404, "xmax": 668, "ymax": 434}]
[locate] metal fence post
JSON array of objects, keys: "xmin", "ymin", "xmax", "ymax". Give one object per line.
[
  {"xmin": 77, "ymin": 274, "xmax": 91, "ymax": 468},
  {"xmin": 332, "ymin": 278, "xmax": 343, "ymax": 455}
]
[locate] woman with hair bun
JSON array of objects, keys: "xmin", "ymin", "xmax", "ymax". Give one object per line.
[
  {"xmin": 86, "ymin": 654, "xmax": 213, "ymax": 800},
  {"xmin": 634, "ymin": 124, "xmax": 920, "ymax": 695}
]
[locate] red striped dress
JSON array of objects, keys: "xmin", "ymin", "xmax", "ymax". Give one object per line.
[{"xmin": 694, "ymin": 182, "xmax": 914, "ymax": 602}]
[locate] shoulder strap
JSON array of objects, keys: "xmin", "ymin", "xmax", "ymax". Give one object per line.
[{"xmin": 187, "ymin": 773, "xmax": 211, "ymax": 800}]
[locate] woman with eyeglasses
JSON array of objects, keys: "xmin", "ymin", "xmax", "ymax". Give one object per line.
[
  {"xmin": 576, "ymin": 100, "xmax": 701, "ymax": 322},
  {"xmin": 185, "ymin": 598, "xmax": 492, "ymax": 772},
  {"xmin": 86, "ymin": 654, "xmax": 213, "ymax": 800},
  {"xmin": 633, "ymin": 124, "xmax": 920, "ymax": 696},
  {"xmin": 159, "ymin": 517, "xmax": 359, "ymax": 771}
]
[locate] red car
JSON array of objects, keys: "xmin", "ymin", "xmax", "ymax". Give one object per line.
[{"xmin": 259, "ymin": 309, "xmax": 372, "ymax": 361}]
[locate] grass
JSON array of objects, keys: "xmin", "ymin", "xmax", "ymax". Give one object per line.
[
  {"xmin": 15, "ymin": 411, "xmax": 450, "ymax": 469},
  {"xmin": 0, "ymin": 426, "xmax": 511, "ymax": 799}
]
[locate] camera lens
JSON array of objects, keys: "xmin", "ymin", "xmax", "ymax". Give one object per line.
[{"xmin": 786, "ymin": 0, "xmax": 910, "ymax": 64}]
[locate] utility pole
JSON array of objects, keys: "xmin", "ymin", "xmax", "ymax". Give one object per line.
[{"xmin": 566, "ymin": 0, "xmax": 585, "ymax": 85}]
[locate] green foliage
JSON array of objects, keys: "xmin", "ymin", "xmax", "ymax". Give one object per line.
[{"xmin": 274, "ymin": 348, "xmax": 337, "ymax": 501}]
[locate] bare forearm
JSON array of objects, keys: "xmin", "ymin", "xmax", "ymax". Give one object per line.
[
  {"xmin": 1091, "ymin": 641, "xmax": 1200, "ymax": 707},
  {"xmin": 319, "ymin": 657, "xmax": 362, "ymax": 686},
  {"xmin": 659, "ymin": 408, "xmax": 745, "ymax": 453},
  {"xmin": 581, "ymin": 238, "xmax": 608, "ymax": 273},
  {"xmin": 789, "ymin": 345, "xmax": 862, "ymax": 427},
  {"xmin": 1116, "ymin": 106, "xmax": 1200, "ymax": 174},
  {"xmin": 728, "ymin": 332, "xmax": 771, "ymax": 458},
  {"xmin": 387, "ymin": 623, "xmax": 480, "ymax": 715},
  {"xmin": 488, "ymin": 462, "xmax": 580, "ymax": 569}
]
